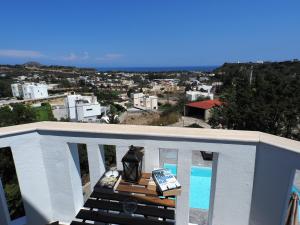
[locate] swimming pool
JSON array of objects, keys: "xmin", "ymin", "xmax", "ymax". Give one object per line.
[
  {"xmin": 164, "ymin": 163, "xmax": 300, "ymax": 220},
  {"xmin": 164, "ymin": 163, "xmax": 212, "ymax": 209}
]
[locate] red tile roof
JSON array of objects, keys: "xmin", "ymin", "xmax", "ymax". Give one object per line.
[{"xmin": 186, "ymin": 99, "xmax": 222, "ymax": 110}]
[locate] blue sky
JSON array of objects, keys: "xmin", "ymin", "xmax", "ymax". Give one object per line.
[{"xmin": 0, "ymin": 0, "xmax": 299, "ymax": 67}]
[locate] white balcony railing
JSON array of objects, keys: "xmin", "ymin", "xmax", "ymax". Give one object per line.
[{"xmin": 0, "ymin": 122, "xmax": 300, "ymax": 225}]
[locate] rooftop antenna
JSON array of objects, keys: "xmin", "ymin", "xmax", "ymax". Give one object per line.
[{"xmin": 249, "ymin": 66, "xmax": 253, "ymax": 85}]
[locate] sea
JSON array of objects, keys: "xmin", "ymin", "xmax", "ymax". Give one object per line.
[{"xmin": 96, "ymin": 66, "xmax": 218, "ymax": 72}]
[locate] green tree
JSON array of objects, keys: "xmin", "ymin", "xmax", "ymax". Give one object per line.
[
  {"xmin": 209, "ymin": 63, "xmax": 300, "ymax": 140},
  {"xmin": 104, "ymin": 145, "xmax": 116, "ymax": 169},
  {"xmin": 0, "ymin": 79, "xmax": 12, "ymax": 97},
  {"xmin": 0, "ymin": 106, "xmax": 14, "ymax": 127},
  {"xmin": 0, "ymin": 148, "xmax": 25, "ymax": 219},
  {"xmin": 95, "ymin": 90, "xmax": 120, "ymax": 105},
  {"xmin": 11, "ymin": 104, "xmax": 37, "ymax": 125}
]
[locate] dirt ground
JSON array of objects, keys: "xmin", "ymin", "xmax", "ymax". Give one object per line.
[{"xmin": 121, "ymin": 111, "xmax": 160, "ymax": 125}]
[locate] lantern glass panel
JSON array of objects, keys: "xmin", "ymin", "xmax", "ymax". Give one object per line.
[
  {"xmin": 123, "ymin": 162, "xmax": 138, "ymax": 182},
  {"xmin": 122, "ymin": 146, "xmax": 144, "ymax": 183}
]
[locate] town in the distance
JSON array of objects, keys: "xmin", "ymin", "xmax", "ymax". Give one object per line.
[
  {"xmin": 0, "ymin": 59, "xmax": 299, "ymax": 140},
  {"xmin": 0, "ymin": 62, "xmax": 221, "ymax": 127}
]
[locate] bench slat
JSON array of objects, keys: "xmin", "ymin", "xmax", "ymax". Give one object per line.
[
  {"xmin": 84, "ymin": 198, "xmax": 175, "ymax": 219},
  {"xmin": 92, "ymin": 188, "xmax": 175, "ymax": 208},
  {"xmin": 76, "ymin": 209, "xmax": 174, "ymax": 225},
  {"xmin": 117, "ymin": 184, "xmax": 157, "ymax": 196}
]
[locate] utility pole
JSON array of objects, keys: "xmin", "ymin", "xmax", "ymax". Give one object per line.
[{"xmin": 249, "ymin": 66, "xmax": 253, "ymax": 85}]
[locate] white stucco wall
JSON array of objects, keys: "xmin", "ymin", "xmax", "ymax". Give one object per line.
[
  {"xmin": 0, "ymin": 122, "xmax": 299, "ymax": 225},
  {"xmin": 22, "ymin": 83, "xmax": 48, "ymax": 100},
  {"xmin": 209, "ymin": 144, "xmax": 256, "ymax": 225},
  {"xmin": 39, "ymin": 137, "xmax": 83, "ymax": 224},
  {"xmin": 10, "ymin": 133, "xmax": 53, "ymax": 225},
  {"xmin": 249, "ymin": 143, "xmax": 300, "ymax": 225}
]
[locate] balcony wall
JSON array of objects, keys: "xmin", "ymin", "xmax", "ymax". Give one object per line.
[{"xmin": 0, "ymin": 122, "xmax": 299, "ymax": 225}]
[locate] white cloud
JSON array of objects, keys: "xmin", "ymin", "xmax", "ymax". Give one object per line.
[
  {"xmin": 62, "ymin": 53, "xmax": 77, "ymax": 61},
  {"xmin": 96, "ymin": 53, "xmax": 123, "ymax": 61},
  {"xmin": 62, "ymin": 51, "xmax": 89, "ymax": 61},
  {"xmin": 0, "ymin": 49, "xmax": 43, "ymax": 58}
]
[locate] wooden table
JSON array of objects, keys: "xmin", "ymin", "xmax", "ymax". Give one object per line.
[{"xmin": 71, "ymin": 173, "xmax": 176, "ymax": 225}]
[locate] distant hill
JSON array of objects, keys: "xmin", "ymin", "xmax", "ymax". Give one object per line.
[
  {"xmin": 23, "ymin": 61, "xmax": 42, "ymax": 68},
  {"xmin": 214, "ymin": 60, "xmax": 300, "ymax": 89}
]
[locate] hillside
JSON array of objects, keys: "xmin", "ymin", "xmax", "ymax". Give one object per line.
[
  {"xmin": 210, "ymin": 60, "xmax": 300, "ymax": 140},
  {"xmin": 214, "ymin": 60, "xmax": 300, "ymax": 90}
]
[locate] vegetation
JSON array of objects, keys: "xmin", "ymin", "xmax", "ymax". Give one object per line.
[
  {"xmin": 0, "ymin": 104, "xmax": 36, "ymax": 127},
  {"xmin": 187, "ymin": 123, "xmax": 204, "ymax": 128},
  {"xmin": 0, "ymin": 102, "xmax": 56, "ymax": 126},
  {"xmin": 0, "ymin": 148, "xmax": 25, "ymax": 219},
  {"xmin": 104, "ymin": 145, "xmax": 116, "ymax": 169},
  {"xmin": 110, "ymin": 103, "xmax": 126, "ymax": 114},
  {"xmin": 95, "ymin": 90, "xmax": 120, "ymax": 105},
  {"xmin": 0, "ymin": 78, "xmax": 13, "ymax": 98},
  {"xmin": 74, "ymin": 144, "xmax": 116, "ymax": 184},
  {"xmin": 150, "ymin": 111, "xmax": 180, "ymax": 126},
  {"xmin": 77, "ymin": 144, "xmax": 90, "ymax": 185},
  {"xmin": 158, "ymin": 103, "xmax": 173, "ymax": 111},
  {"xmin": 34, "ymin": 103, "xmax": 56, "ymax": 121},
  {"xmin": 151, "ymin": 98, "xmax": 186, "ymax": 126},
  {"xmin": 210, "ymin": 61, "xmax": 300, "ymax": 140}
]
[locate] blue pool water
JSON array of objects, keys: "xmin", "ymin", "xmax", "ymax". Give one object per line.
[
  {"xmin": 164, "ymin": 163, "xmax": 300, "ymax": 220},
  {"xmin": 164, "ymin": 163, "xmax": 212, "ymax": 209}
]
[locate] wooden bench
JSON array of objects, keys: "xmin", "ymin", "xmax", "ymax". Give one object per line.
[{"xmin": 70, "ymin": 173, "xmax": 176, "ymax": 225}]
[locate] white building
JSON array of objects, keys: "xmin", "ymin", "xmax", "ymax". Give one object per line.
[
  {"xmin": 186, "ymin": 85, "xmax": 214, "ymax": 101},
  {"xmin": 64, "ymin": 94, "xmax": 105, "ymax": 122},
  {"xmin": 131, "ymin": 93, "xmax": 158, "ymax": 110},
  {"xmin": 11, "ymin": 83, "xmax": 23, "ymax": 98},
  {"xmin": 22, "ymin": 83, "xmax": 48, "ymax": 100},
  {"xmin": 11, "ymin": 83, "xmax": 48, "ymax": 100},
  {"xmin": 186, "ymin": 91, "xmax": 214, "ymax": 101}
]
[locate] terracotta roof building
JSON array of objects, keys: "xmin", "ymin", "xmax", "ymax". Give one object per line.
[{"xmin": 185, "ymin": 99, "xmax": 223, "ymax": 121}]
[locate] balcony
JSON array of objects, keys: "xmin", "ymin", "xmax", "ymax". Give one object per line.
[{"xmin": 0, "ymin": 121, "xmax": 300, "ymax": 225}]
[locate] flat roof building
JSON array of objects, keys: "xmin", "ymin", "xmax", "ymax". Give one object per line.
[
  {"xmin": 64, "ymin": 94, "xmax": 106, "ymax": 122},
  {"xmin": 131, "ymin": 93, "xmax": 158, "ymax": 111},
  {"xmin": 11, "ymin": 83, "xmax": 48, "ymax": 100}
]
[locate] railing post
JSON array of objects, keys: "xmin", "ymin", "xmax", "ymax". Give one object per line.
[
  {"xmin": 176, "ymin": 149, "xmax": 192, "ymax": 225},
  {"xmin": 249, "ymin": 143, "xmax": 299, "ymax": 225},
  {"xmin": 0, "ymin": 179, "xmax": 10, "ymax": 225},
  {"xmin": 208, "ymin": 153, "xmax": 218, "ymax": 225},
  {"xmin": 87, "ymin": 144, "xmax": 106, "ymax": 190},
  {"xmin": 116, "ymin": 145, "xmax": 129, "ymax": 170},
  {"xmin": 209, "ymin": 144, "xmax": 256, "ymax": 225},
  {"xmin": 40, "ymin": 138, "xmax": 83, "ymax": 224},
  {"xmin": 144, "ymin": 145, "xmax": 160, "ymax": 172},
  {"xmin": 10, "ymin": 134, "xmax": 53, "ymax": 225}
]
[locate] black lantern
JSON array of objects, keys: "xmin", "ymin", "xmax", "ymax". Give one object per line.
[{"xmin": 122, "ymin": 145, "xmax": 144, "ymax": 183}]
